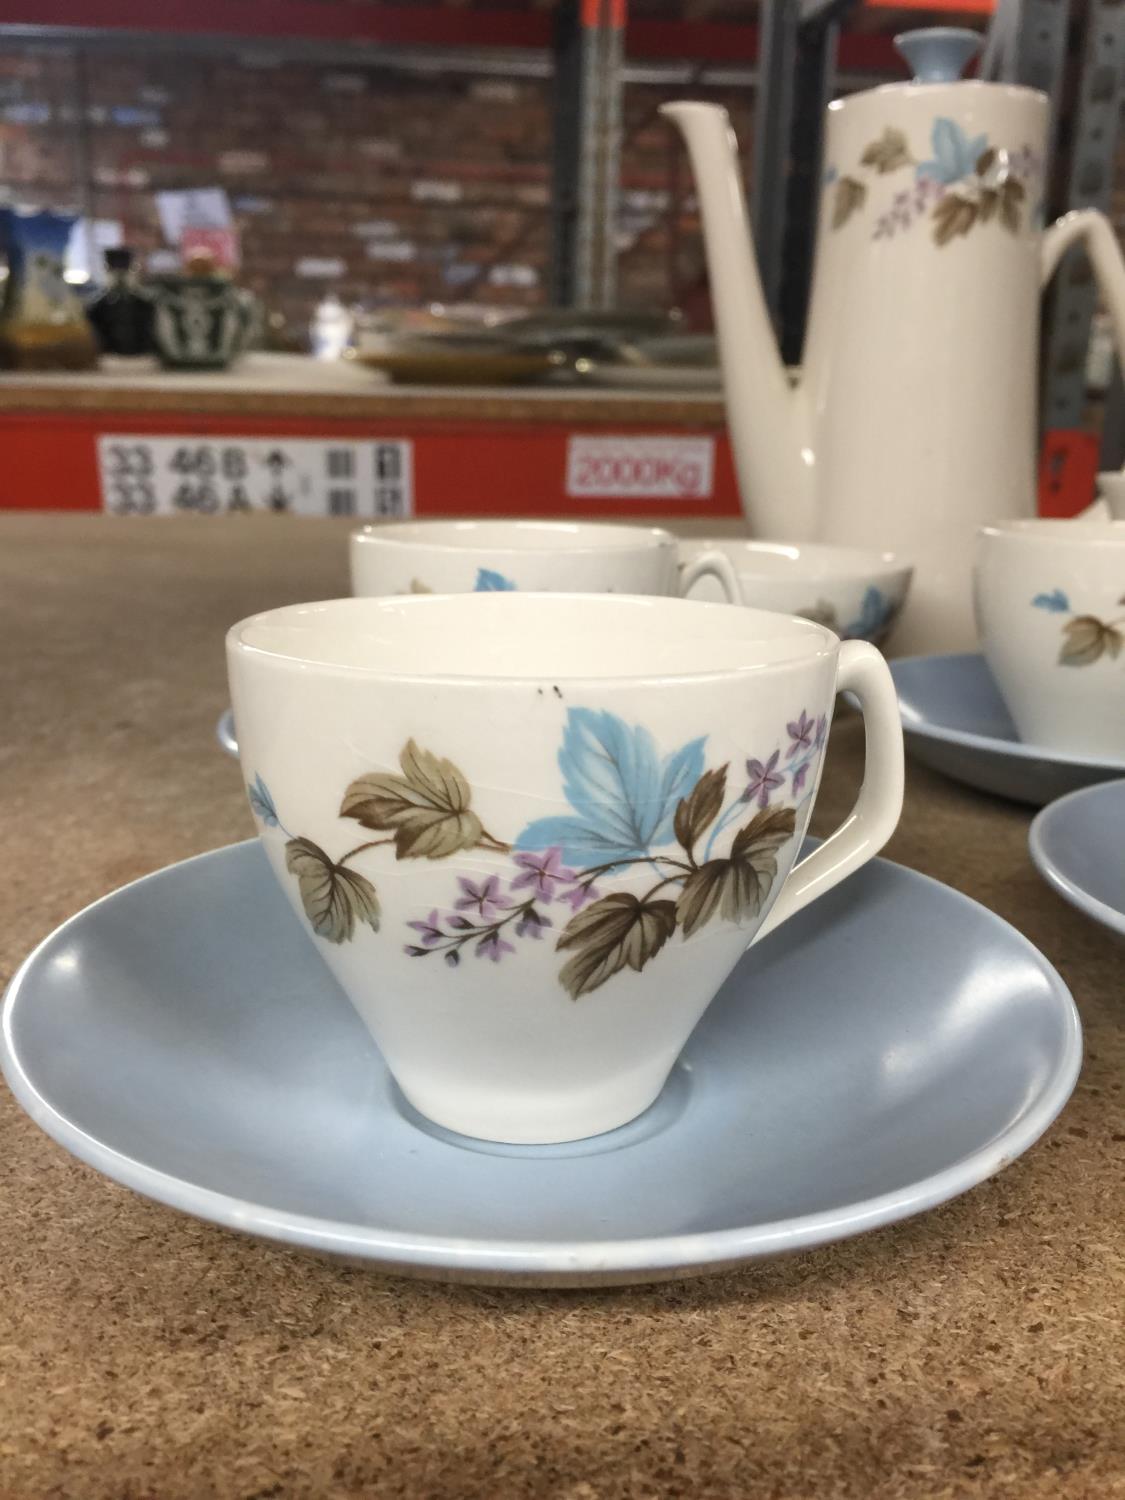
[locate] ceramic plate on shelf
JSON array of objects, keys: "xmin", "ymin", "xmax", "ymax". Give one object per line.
[
  {"xmin": 1029, "ymin": 779, "xmax": 1125, "ymax": 939},
  {"xmin": 1, "ymin": 840, "xmax": 1080, "ymax": 1287},
  {"xmin": 575, "ymin": 360, "xmax": 723, "ymax": 392},
  {"xmin": 353, "ymin": 347, "xmax": 559, "ymax": 386},
  {"xmin": 890, "ymin": 653, "xmax": 1125, "ymax": 807}
]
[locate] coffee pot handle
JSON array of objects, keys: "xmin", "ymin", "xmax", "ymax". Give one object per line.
[
  {"xmin": 678, "ymin": 550, "xmax": 742, "ymax": 603},
  {"xmin": 755, "ymin": 640, "xmax": 904, "ymax": 942},
  {"xmin": 1041, "ymin": 210, "xmax": 1125, "ymax": 371}
]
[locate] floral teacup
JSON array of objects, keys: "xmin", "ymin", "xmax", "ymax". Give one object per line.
[
  {"xmin": 228, "ymin": 592, "xmax": 904, "ymax": 1144},
  {"xmin": 352, "ymin": 519, "xmax": 735, "ymax": 600},
  {"xmin": 677, "ymin": 539, "xmax": 913, "ymax": 647},
  {"xmin": 975, "ymin": 519, "xmax": 1125, "ymax": 757}
]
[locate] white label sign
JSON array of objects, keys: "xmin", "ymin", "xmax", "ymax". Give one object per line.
[
  {"xmin": 98, "ymin": 436, "xmax": 413, "ymax": 519},
  {"xmin": 565, "ymin": 435, "xmax": 714, "ymax": 500}
]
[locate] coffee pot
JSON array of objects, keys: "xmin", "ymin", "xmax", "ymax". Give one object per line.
[{"xmin": 665, "ymin": 29, "xmax": 1125, "ymax": 651}]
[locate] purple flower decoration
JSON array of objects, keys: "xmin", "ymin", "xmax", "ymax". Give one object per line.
[
  {"xmin": 787, "ymin": 710, "xmax": 815, "ymax": 758},
  {"xmin": 515, "ymin": 906, "xmax": 553, "ymax": 940},
  {"xmin": 559, "ymin": 881, "xmax": 600, "ymax": 913},
  {"xmin": 475, "ymin": 930, "xmax": 515, "ymax": 963},
  {"xmin": 792, "ymin": 760, "xmax": 811, "ymax": 797},
  {"xmin": 815, "ymin": 714, "xmax": 828, "ymax": 751},
  {"xmin": 406, "ymin": 910, "xmax": 444, "ymax": 947},
  {"xmin": 743, "ymin": 748, "xmax": 784, "ymax": 809},
  {"xmin": 455, "ymin": 875, "xmax": 505, "ymax": 921},
  {"xmin": 510, "ymin": 847, "xmax": 576, "ymax": 902}
]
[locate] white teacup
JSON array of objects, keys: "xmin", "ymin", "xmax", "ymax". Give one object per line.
[
  {"xmin": 227, "ymin": 593, "xmax": 904, "ymax": 1145},
  {"xmin": 975, "ymin": 520, "xmax": 1125, "ymax": 757},
  {"xmin": 351, "ymin": 518, "xmax": 735, "ymax": 600},
  {"xmin": 678, "ymin": 539, "xmax": 913, "ymax": 646}
]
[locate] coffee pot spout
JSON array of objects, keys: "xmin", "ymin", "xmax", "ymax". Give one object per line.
[{"xmin": 661, "ymin": 101, "xmax": 814, "ymax": 537}]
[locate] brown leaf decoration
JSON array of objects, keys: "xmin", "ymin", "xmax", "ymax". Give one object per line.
[
  {"xmin": 673, "ymin": 765, "xmax": 728, "ymax": 854},
  {"xmin": 1058, "ymin": 615, "xmax": 1122, "ymax": 667},
  {"xmin": 831, "ymin": 176, "xmax": 867, "ymax": 230},
  {"xmin": 676, "ymin": 805, "xmax": 797, "ymax": 938},
  {"xmin": 285, "ymin": 837, "xmax": 380, "ymax": 944},
  {"xmin": 999, "ymin": 178, "xmax": 1025, "ymax": 233},
  {"xmin": 556, "ymin": 893, "xmax": 677, "ymax": 1000},
  {"xmin": 978, "ymin": 189, "xmax": 998, "ymax": 224},
  {"xmin": 341, "ymin": 740, "xmax": 483, "ymax": 859},
  {"xmin": 976, "ymin": 147, "xmax": 997, "ymax": 175},
  {"xmin": 933, "ymin": 193, "xmax": 978, "ymax": 246},
  {"xmin": 675, "ymin": 862, "xmax": 730, "ymax": 940},
  {"xmin": 860, "ymin": 127, "xmax": 912, "ymax": 175}
]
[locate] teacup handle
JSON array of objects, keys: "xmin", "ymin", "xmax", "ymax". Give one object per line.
[
  {"xmin": 679, "ymin": 550, "xmax": 742, "ymax": 604},
  {"xmin": 755, "ymin": 640, "xmax": 904, "ymax": 942}
]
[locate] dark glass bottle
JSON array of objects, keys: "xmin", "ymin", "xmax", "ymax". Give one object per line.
[{"xmin": 86, "ymin": 247, "xmax": 155, "ymax": 356}]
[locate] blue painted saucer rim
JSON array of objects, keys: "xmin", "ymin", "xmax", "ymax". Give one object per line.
[
  {"xmin": 891, "ymin": 653, "xmax": 1125, "ymax": 773},
  {"xmin": 0, "ymin": 841, "xmax": 1082, "ymax": 1281},
  {"xmin": 1029, "ymin": 779, "xmax": 1125, "ymax": 940}
]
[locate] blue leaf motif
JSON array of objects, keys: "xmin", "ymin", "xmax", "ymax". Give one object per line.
[
  {"xmin": 514, "ymin": 707, "xmax": 705, "ymax": 868},
  {"xmin": 1032, "ymin": 588, "xmax": 1071, "ymax": 613},
  {"xmin": 475, "ymin": 567, "xmax": 517, "ymax": 592},
  {"xmin": 844, "ymin": 586, "xmax": 890, "ymax": 641},
  {"xmin": 247, "ymin": 773, "xmax": 279, "ymax": 828},
  {"xmin": 653, "ymin": 737, "xmax": 707, "ymax": 845},
  {"xmin": 917, "ymin": 117, "xmax": 988, "ymax": 185}
]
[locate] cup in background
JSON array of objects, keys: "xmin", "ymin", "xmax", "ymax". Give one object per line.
[
  {"xmin": 228, "ymin": 592, "xmax": 903, "ymax": 1144},
  {"xmin": 975, "ymin": 519, "xmax": 1125, "ymax": 757},
  {"xmin": 678, "ymin": 538, "xmax": 913, "ymax": 646},
  {"xmin": 350, "ymin": 518, "xmax": 736, "ymax": 601}
]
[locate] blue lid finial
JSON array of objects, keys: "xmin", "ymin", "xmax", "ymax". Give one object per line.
[{"xmin": 895, "ymin": 26, "xmax": 983, "ymax": 83}]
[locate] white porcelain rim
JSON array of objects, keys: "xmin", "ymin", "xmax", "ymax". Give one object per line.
[
  {"xmin": 227, "ymin": 593, "xmax": 840, "ymax": 684},
  {"xmin": 1029, "ymin": 779, "xmax": 1125, "ymax": 939}
]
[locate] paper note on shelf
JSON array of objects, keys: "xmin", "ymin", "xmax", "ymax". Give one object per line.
[
  {"xmin": 566, "ymin": 435, "xmax": 715, "ymax": 501},
  {"xmin": 97, "ymin": 436, "xmax": 414, "ymax": 519}
]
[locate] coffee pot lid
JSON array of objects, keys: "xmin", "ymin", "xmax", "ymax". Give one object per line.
[{"xmin": 895, "ymin": 26, "xmax": 983, "ymax": 83}]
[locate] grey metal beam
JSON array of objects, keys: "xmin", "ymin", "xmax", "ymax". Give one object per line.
[
  {"xmin": 1040, "ymin": 0, "xmax": 1125, "ymax": 431},
  {"xmin": 749, "ymin": 0, "xmax": 799, "ymax": 327},
  {"xmin": 572, "ymin": 0, "xmax": 625, "ymax": 308}
]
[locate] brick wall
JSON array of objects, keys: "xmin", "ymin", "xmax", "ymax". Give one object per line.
[{"xmin": 0, "ymin": 45, "xmax": 754, "ymax": 343}]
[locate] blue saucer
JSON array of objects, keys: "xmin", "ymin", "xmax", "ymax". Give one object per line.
[
  {"xmin": 1, "ymin": 841, "xmax": 1080, "ymax": 1286},
  {"xmin": 890, "ymin": 653, "xmax": 1125, "ymax": 806},
  {"xmin": 1030, "ymin": 779, "xmax": 1125, "ymax": 940}
]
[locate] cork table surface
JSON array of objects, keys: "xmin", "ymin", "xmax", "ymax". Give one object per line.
[{"xmin": 1, "ymin": 515, "xmax": 1122, "ymax": 1500}]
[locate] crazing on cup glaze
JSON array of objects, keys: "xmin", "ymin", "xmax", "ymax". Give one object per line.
[{"xmin": 245, "ymin": 703, "xmax": 828, "ymax": 1000}]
